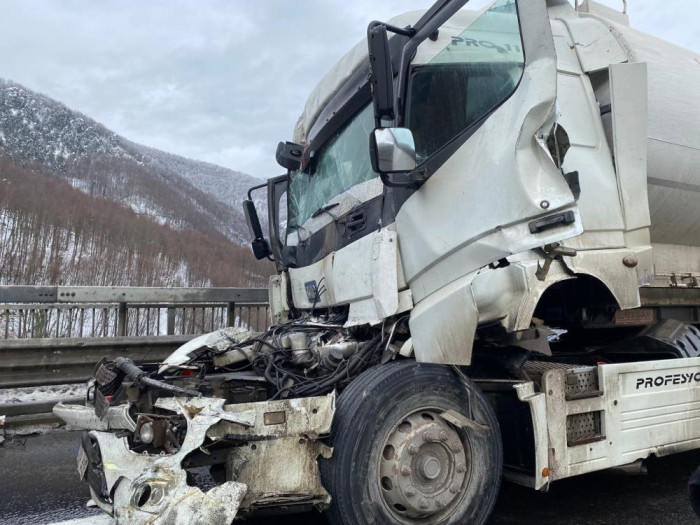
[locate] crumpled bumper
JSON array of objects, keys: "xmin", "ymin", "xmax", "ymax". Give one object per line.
[{"xmin": 57, "ymin": 393, "xmax": 335, "ymax": 524}]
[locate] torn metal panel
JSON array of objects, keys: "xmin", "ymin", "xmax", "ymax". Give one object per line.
[
  {"xmin": 111, "ymin": 468, "xmax": 246, "ymax": 525},
  {"xmin": 207, "ymin": 392, "xmax": 336, "ymax": 440},
  {"xmin": 90, "ymin": 396, "xmax": 250, "ymax": 525},
  {"xmin": 154, "ymin": 397, "xmax": 256, "ymax": 428},
  {"xmin": 158, "ymin": 326, "xmax": 253, "ymax": 374},
  {"xmin": 227, "ymin": 438, "xmax": 332, "ymax": 511},
  {"xmin": 53, "ymin": 402, "xmax": 137, "ymax": 432},
  {"xmin": 470, "ymin": 262, "xmax": 530, "ymax": 329},
  {"xmin": 63, "ymin": 393, "xmax": 337, "ymax": 524},
  {"xmin": 409, "ymin": 273, "xmax": 479, "ymax": 365}
]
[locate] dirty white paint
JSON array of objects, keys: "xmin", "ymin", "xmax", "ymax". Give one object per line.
[
  {"xmin": 288, "ymin": 226, "xmax": 412, "ymax": 325},
  {"xmin": 515, "ymin": 357, "xmax": 700, "ymax": 488},
  {"xmin": 211, "ymin": 393, "xmax": 336, "ymax": 511},
  {"xmin": 227, "ymin": 438, "xmax": 332, "ymax": 511},
  {"xmin": 513, "ymin": 382, "xmax": 550, "ymax": 490},
  {"xmin": 89, "ymin": 397, "xmax": 250, "ymax": 524},
  {"xmin": 268, "ymin": 272, "xmax": 290, "ymax": 325},
  {"xmin": 208, "ymin": 392, "xmax": 336, "ymax": 440},
  {"xmin": 59, "ymin": 393, "xmax": 337, "ymax": 523},
  {"xmin": 53, "ymin": 402, "xmax": 137, "ymax": 432},
  {"xmin": 282, "ymin": 0, "xmax": 699, "ymax": 370},
  {"xmin": 158, "ymin": 326, "xmax": 253, "ymax": 373},
  {"xmin": 371, "ymin": 229, "xmax": 400, "ymax": 320}
]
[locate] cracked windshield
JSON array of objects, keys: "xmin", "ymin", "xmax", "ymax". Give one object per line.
[{"xmin": 287, "ymin": 103, "xmax": 375, "ymax": 231}]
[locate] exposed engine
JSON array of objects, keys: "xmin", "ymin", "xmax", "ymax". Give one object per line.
[
  {"xmin": 54, "ymin": 313, "xmax": 408, "ymax": 521},
  {"xmin": 153, "ymin": 311, "xmax": 398, "ymax": 400},
  {"xmin": 98, "ymin": 311, "xmax": 396, "ymax": 398},
  {"xmin": 87, "ymin": 315, "xmax": 396, "ymax": 450},
  {"xmin": 209, "ymin": 320, "xmax": 384, "ymax": 400}
]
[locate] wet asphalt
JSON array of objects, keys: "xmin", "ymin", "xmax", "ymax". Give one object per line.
[{"xmin": 0, "ymin": 430, "xmax": 697, "ymax": 525}]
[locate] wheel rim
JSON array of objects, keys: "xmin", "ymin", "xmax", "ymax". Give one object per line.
[{"xmin": 378, "ymin": 408, "xmax": 470, "ymax": 522}]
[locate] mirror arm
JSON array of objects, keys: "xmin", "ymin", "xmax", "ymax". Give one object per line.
[
  {"xmin": 379, "ymin": 172, "xmax": 426, "ymax": 189},
  {"xmin": 247, "ymin": 182, "xmax": 267, "ymax": 200},
  {"xmin": 371, "ymin": 21, "xmax": 416, "ymax": 38}
]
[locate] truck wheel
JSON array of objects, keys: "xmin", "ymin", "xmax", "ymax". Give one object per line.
[{"xmin": 321, "ymin": 360, "xmax": 502, "ymax": 525}]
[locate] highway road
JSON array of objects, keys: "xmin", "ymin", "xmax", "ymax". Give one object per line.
[{"xmin": 0, "ymin": 430, "xmax": 697, "ymax": 524}]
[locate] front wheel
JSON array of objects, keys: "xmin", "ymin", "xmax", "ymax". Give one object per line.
[{"xmin": 321, "ymin": 360, "xmax": 502, "ymax": 525}]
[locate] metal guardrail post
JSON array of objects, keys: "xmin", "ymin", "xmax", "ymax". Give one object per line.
[
  {"xmin": 227, "ymin": 302, "xmax": 236, "ymax": 328},
  {"xmin": 166, "ymin": 307, "xmax": 176, "ymax": 335},
  {"xmin": 117, "ymin": 302, "xmax": 127, "ymax": 336}
]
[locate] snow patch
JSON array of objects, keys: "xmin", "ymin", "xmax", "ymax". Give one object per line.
[{"xmin": 0, "ymin": 383, "xmax": 85, "ymax": 405}]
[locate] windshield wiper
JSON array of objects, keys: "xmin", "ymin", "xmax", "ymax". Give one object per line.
[{"xmin": 311, "ymin": 202, "xmax": 340, "ymax": 218}]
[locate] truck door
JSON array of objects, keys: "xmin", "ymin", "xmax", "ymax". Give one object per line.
[{"xmin": 396, "ymin": 0, "xmax": 582, "ymax": 302}]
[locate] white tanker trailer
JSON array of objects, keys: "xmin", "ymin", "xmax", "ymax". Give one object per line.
[{"xmin": 55, "ymin": 1, "xmax": 700, "ymax": 523}]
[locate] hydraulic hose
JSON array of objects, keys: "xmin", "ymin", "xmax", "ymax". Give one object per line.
[{"xmin": 114, "ymin": 357, "xmax": 201, "ymax": 397}]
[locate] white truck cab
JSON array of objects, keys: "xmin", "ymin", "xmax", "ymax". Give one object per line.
[{"xmin": 56, "ymin": 1, "xmax": 700, "ymax": 523}]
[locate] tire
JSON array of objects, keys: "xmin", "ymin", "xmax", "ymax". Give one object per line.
[{"xmin": 321, "ymin": 360, "xmax": 502, "ymax": 525}]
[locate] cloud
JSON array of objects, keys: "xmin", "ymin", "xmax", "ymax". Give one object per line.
[{"xmin": 0, "ymin": 0, "xmax": 697, "ymax": 179}]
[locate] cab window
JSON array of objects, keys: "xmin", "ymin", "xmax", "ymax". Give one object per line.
[{"xmin": 406, "ymin": 0, "xmax": 525, "ymax": 163}]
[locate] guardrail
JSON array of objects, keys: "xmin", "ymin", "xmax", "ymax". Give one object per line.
[
  {"xmin": 0, "ymin": 335, "xmax": 194, "ymax": 388},
  {"xmin": 0, "ymin": 336, "xmax": 192, "ymax": 428},
  {"xmin": 0, "ymin": 286, "xmax": 269, "ymax": 339},
  {"xmin": 0, "ymin": 286, "xmax": 270, "ymax": 428}
]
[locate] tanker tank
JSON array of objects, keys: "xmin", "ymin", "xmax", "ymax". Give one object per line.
[{"xmin": 610, "ymin": 21, "xmax": 700, "ymax": 248}]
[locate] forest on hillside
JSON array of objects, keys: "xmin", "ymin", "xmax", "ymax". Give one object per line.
[
  {"xmin": 0, "ymin": 156, "xmax": 273, "ymax": 288},
  {"xmin": 1, "ymin": 79, "xmax": 262, "ymax": 245}
]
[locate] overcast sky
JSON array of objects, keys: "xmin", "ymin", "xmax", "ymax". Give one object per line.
[{"xmin": 0, "ymin": 0, "xmax": 697, "ymax": 179}]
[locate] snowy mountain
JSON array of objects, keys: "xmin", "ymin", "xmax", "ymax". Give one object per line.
[{"xmin": 0, "ymin": 78, "xmax": 261, "ymax": 243}]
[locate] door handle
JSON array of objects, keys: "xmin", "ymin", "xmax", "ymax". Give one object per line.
[{"xmin": 528, "ymin": 211, "xmax": 575, "ymax": 234}]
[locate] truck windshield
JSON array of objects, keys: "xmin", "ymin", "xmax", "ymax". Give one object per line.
[
  {"xmin": 406, "ymin": 0, "xmax": 524, "ymax": 163},
  {"xmin": 287, "ymin": 104, "xmax": 375, "ymax": 230}
]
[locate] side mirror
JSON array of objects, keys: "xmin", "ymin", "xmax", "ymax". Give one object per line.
[
  {"xmin": 243, "ymin": 199, "xmax": 271, "ymax": 260},
  {"xmin": 368, "ymin": 23, "xmax": 395, "ymax": 123},
  {"xmin": 370, "ymin": 127, "xmax": 416, "ymax": 173},
  {"xmin": 276, "ymin": 141, "xmax": 303, "ymax": 171}
]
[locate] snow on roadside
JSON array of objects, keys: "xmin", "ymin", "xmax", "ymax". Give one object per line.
[{"xmin": 0, "ymin": 383, "xmax": 85, "ymax": 405}]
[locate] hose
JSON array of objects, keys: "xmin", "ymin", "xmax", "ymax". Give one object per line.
[{"xmin": 114, "ymin": 357, "xmax": 201, "ymax": 397}]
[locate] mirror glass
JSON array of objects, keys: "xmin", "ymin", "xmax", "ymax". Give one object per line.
[{"xmin": 372, "ymin": 127, "xmax": 416, "ymax": 173}]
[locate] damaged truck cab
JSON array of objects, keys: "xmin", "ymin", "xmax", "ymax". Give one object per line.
[{"xmin": 56, "ymin": 0, "xmax": 700, "ymax": 523}]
